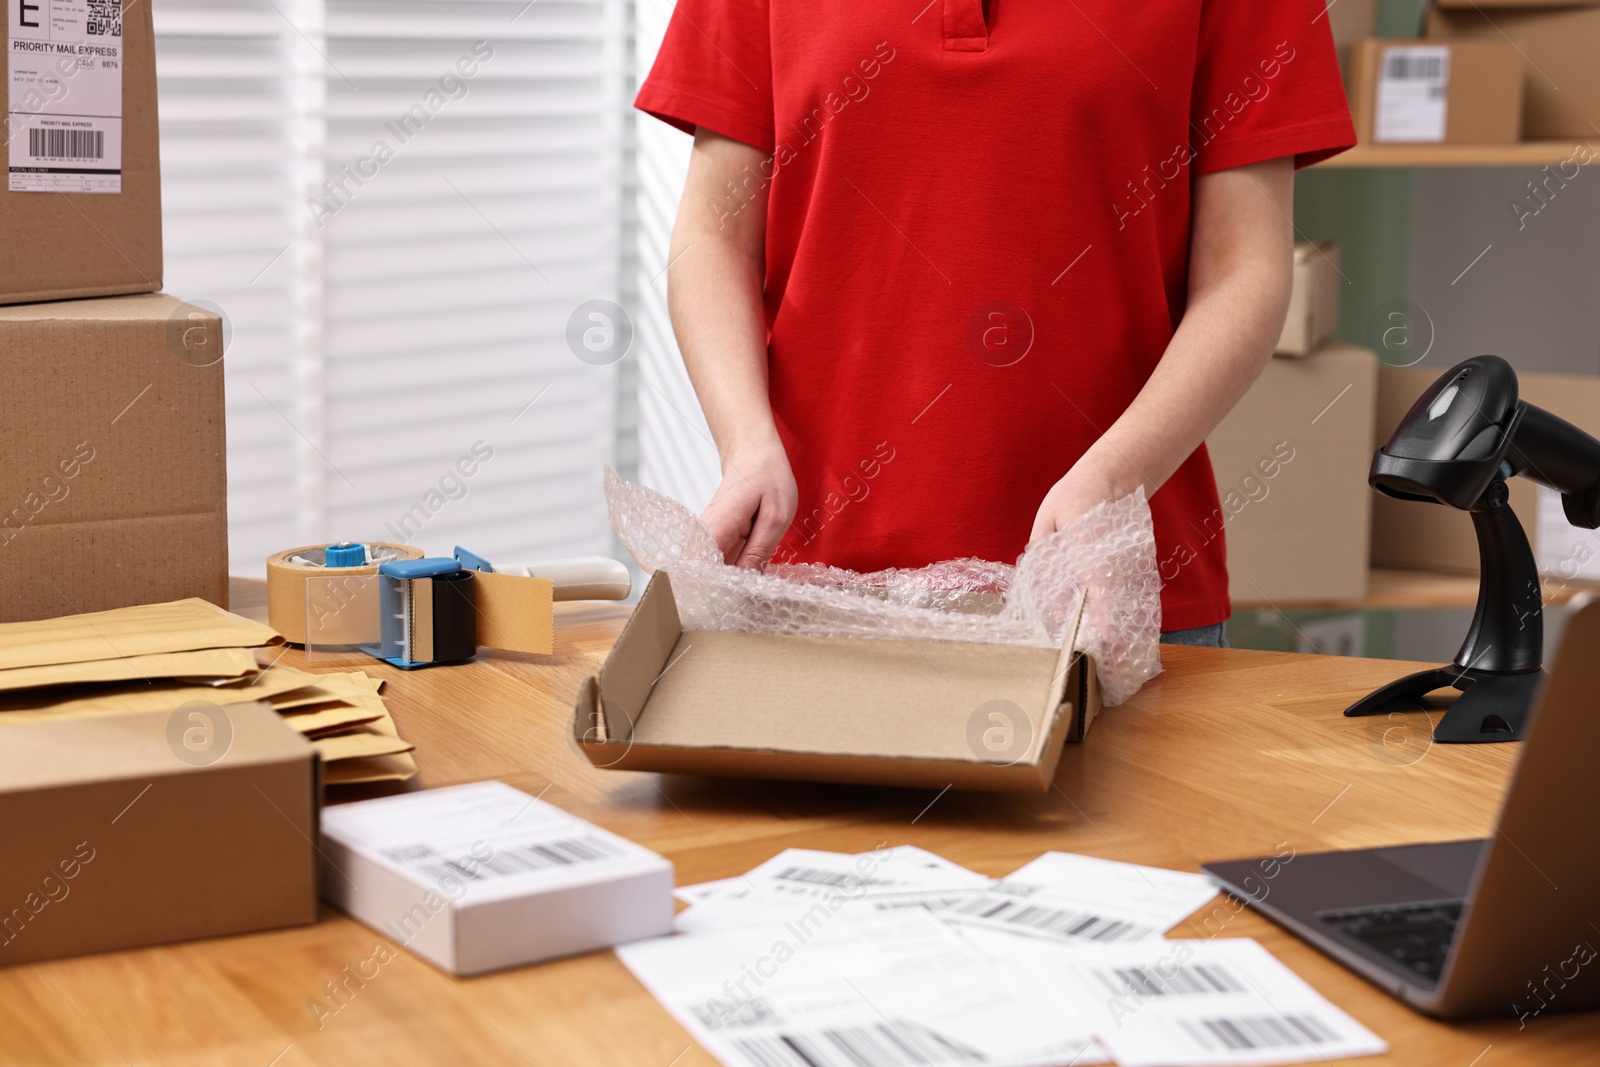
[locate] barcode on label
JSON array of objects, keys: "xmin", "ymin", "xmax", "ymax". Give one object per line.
[
  {"xmin": 28, "ymin": 129, "xmax": 105, "ymax": 161},
  {"xmin": 1384, "ymin": 54, "xmax": 1443, "ymax": 81},
  {"xmin": 396, "ymin": 835, "xmax": 622, "ymax": 884},
  {"xmin": 772, "ymin": 865, "xmax": 884, "ymax": 890},
  {"xmin": 1092, "ymin": 963, "xmax": 1247, "ymax": 998},
  {"xmin": 949, "ymin": 895, "xmax": 1152, "ymax": 942},
  {"xmin": 1181, "ymin": 1012, "xmax": 1338, "ymax": 1052},
  {"xmin": 730, "ymin": 1020, "xmax": 984, "ymax": 1067}
]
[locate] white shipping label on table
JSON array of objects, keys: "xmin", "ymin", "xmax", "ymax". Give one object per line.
[
  {"xmin": 941, "ymin": 851, "xmax": 1219, "ymax": 946},
  {"xmin": 7, "ymin": 0, "xmax": 124, "ymax": 193},
  {"xmin": 1036, "ymin": 939, "xmax": 1388, "ymax": 1067},
  {"xmin": 618, "ymin": 907, "xmax": 1107, "ymax": 1067},
  {"xmin": 1374, "ymin": 46, "xmax": 1449, "ymax": 144}
]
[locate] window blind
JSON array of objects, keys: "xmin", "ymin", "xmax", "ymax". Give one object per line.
[{"xmin": 153, "ymin": 0, "xmax": 632, "ymax": 575}]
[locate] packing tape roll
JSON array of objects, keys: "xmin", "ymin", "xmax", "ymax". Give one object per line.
[{"xmin": 266, "ymin": 542, "xmax": 424, "ymax": 645}]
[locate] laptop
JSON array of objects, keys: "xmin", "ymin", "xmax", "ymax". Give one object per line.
[{"xmin": 1203, "ymin": 596, "xmax": 1600, "ymax": 1020}]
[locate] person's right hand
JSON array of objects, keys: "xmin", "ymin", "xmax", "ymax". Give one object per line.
[{"xmin": 700, "ymin": 446, "xmax": 798, "ymax": 570}]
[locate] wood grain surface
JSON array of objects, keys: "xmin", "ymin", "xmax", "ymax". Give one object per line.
[{"xmin": 0, "ymin": 581, "xmax": 1591, "ymax": 1066}]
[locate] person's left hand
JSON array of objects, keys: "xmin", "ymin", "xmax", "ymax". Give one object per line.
[{"xmin": 1029, "ymin": 460, "xmax": 1137, "ymax": 542}]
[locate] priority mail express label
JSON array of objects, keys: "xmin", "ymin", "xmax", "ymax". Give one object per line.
[{"xmin": 8, "ymin": 0, "xmax": 124, "ymax": 193}]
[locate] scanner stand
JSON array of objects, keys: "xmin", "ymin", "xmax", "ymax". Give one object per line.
[{"xmin": 1344, "ymin": 481, "xmax": 1546, "ymax": 743}]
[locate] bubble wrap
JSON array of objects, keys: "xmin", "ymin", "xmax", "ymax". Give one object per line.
[{"xmin": 604, "ymin": 468, "xmax": 1162, "ymax": 705}]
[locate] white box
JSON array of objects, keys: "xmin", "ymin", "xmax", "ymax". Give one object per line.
[{"xmin": 319, "ymin": 781, "xmax": 674, "ymax": 975}]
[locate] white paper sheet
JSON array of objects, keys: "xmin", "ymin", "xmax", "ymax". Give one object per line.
[
  {"xmin": 939, "ymin": 852, "xmax": 1219, "ymax": 945},
  {"xmin": 619, "ymin": 906, "xmax": 1107, "ymax": 1067},
  {"xmin": 971, "ymin": 936, "xmax": 1387, "ymax": 1067}
]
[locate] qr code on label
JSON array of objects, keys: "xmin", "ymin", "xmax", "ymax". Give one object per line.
[{"xmin": 87, "ymin": 0, "xmax": 122, "ymax": 36}]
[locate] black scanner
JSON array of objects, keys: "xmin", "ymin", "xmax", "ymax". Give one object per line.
[{"xmin": 1345, "ymin": 356, "xmax": 1600, "ymax": 743}]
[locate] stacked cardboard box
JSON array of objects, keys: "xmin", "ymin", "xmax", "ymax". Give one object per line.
[
  {"xmin": 1, "ymin": 1, "xmax": 228, "ymax": 620},
  {"xmin": 1427, "ymin": 2, "xmax": 1600, "ymax": 140},
  {"xmin": 1207, "ymin": 242, "xmax": 1379, "ymax": 604},
  {"xmin": 1346, "ymin": 38, "xmax": 1524, "ymax": 145}
]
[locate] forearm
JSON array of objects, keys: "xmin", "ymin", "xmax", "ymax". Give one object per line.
[
  {"xmin": 1084, "ymin": 255, "xmax": 1290, "ymax": 496},
  {"xmin": 1081, "ymin": 160, "xmax": 1294, "ymax": 498},
  {"xmin": 667, "ymin": 133, "xmax": 779, "ymax": 464}
]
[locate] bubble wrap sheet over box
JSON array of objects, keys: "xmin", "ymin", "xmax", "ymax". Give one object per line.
[{"xmin": 604, "ymin": 469, "xmax": 1162, "ymax": 706}]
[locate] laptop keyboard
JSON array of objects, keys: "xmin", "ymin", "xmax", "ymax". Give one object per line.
[{"xmin": 1316, "ymin": 900, "xmax": 1465, "ymax": 984}]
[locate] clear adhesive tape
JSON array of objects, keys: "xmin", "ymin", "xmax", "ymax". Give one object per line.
[{"xmin": 265, "ymin": 542, "xmax": 424, "ymax": 645}]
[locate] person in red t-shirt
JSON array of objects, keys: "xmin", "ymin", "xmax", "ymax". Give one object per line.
[{"xmin": 636, "ymin": 0, "xmax": 1354, "ymax": 645}]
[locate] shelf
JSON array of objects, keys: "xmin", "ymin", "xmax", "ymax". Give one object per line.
[
  {"xmin": 1315, "ymin": 140, "xmax": 1597, "ymax": 169},
  {"xmin": 1234, "ymin": 567, "xmax": 1600, "ymax": 613}
]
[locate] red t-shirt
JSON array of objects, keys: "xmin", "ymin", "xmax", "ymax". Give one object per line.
[{"xmin": 637, "ymin": 0, "xmax": 1354, "ymax": 631}]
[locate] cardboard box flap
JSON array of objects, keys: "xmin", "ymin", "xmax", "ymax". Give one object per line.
[{"xmin": 595, "ymin": 569, "xmax": 684, "ymax": 741}]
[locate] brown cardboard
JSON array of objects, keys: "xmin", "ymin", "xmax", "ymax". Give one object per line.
[
  {"xmin": 1, "ymin": 0, "xmax": 162, "ymax": 304},
  {"xmin": 0, "ymin": 703, "xmax": 319, "ymax": 966},
  {"xmin": 1325, "ymin": 0, "xmax": 1376, "ymax": 84},
  {"xmin": 472, "ymin": 571, "xmax": 555, "ymax": 655},
  {"xmin": 1371, "ymin": 364, "xmax": 1600, "ymax": 573},
  {"xmin": 1206, "ymin": 344, "xmax": 1379, "ymax": 603},
  {"xmin": 0, "ymin": 294, "xmax": 228, "ymax": 622},
  {"xmin": 1348, "ymin": 39, "xmax": 1524, "ymax": 144},
  {"xmin": 1426, "ymin": 7, "xmax": 1600, "ymax": 139},
  {"xmin": 574, "ymin": 571, "xmax": 1098, "ymax": 794},
  {"xmin": 1276, "ymin": 242, "xmax": 1342, "ymax": 357}
]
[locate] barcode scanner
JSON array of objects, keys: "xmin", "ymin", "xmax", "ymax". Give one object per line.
[{"xmin": 1345, "ymin": 355, "xmax": 1600, "ymax": 742}]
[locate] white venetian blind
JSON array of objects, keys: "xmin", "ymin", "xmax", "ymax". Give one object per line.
[
  {"xmin": 152, "ymin": 0, "xmax": 304, "ymax": 575},
  {"xmin": 153, "ymin": 0, "xmax": 632, "ymax": 576},
  {"xmin": 635, "ymin": 0, "xmax": 719, "ymax": 513}
]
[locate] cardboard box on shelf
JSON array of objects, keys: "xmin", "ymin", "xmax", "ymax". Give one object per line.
[
  {"xmin": 0, "ymin": 294, "xmax": 228, "ymax": 622},
  {"xmin": 320, "ymin": 781, "xmax": 674, "ymax": 976},
  {"xmin": 1276, "ymin": 241, "xmax": 1342, "ymax": 357},
  {"xmin": 575, "ymin": 572, "xmax": 1100, "ymax": 794},
  {"xmin": 1206, "ymin": 343, "xmax": 1379, "ymax": 603},
  {"xmin": 1325, "ymin": 0, "xmax": 1377, "ymax": 84},
  {"xmin": 1371, "ymin": 364, "xmax": 1600, "ymax": 574},
  {"xmin": 1426, "ymin": 7, "xmax": 1600, "ymax": 140},
  {"xmin": 1348, "ymin": 39, "xmax": 1523, "ymax": 145},
  {"xmin": 1, "ymin": 0, "xmax": 163, "ymax": 304},
  {"xmin": 0, "ymin": 704, "xmax": 319, "ymax": 966}
]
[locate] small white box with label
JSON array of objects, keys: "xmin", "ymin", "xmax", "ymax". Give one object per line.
[{"xmin": 320, "ymin": 780, "xmax": 674, "ymax": 975}]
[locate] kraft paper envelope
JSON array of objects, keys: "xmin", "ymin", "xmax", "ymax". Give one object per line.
[
  {"xmin": 0, "ymin": 647, "xmax": 261, "ymax": 693},
  {"xmin": 312, "ymin": 729, "xmax": 415, "ymax": 762},
  {"xmin": 0, "ymin": 599, "xmax": 280, "ymax": 672},
  {"xmin": 323, "ymin": 753, "xmax": 419, "ymax": 785},
  {"xmin": 0, "ymin": 666, "xmax": 317, "ymax": 718},
  {"xmin": 280, "ymin": 703, "xmax": 384, "ymax": 736}
]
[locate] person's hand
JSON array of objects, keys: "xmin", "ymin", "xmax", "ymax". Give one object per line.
[
  {"xmin": 701, "ymin": 445, "xmax": 798, "ymax": 569},
  {"xmin": 1029, "ymin": 459, "xmax": 1137, "ymax": 543}
]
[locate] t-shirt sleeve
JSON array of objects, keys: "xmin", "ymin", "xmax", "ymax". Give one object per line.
[
  {"xmin": 1189, "ymin": 0, "xmax": 1356, "ymax": 173},
  {"xmin": 635, "ymin": 0, "xmax": 775, "ymax": 153}
]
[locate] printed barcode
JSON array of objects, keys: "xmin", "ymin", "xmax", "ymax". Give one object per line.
[
  {"xmin": 949, "ymin": 895, "xmax": 1152, "ymax": 942},
  {"xmin": 772, "ymin": 865, "xmax": 883, "ymax": 890},
  {"xmin": 1092, "ymin": 963, "xmax": 1247, "ymax": 998},
  {"xmin": 731, "ymin": 1020, "xmax": 984, "ymax": 1067},
  {"xmin": 28, "ymin": 129, "xmax": 104, "ymax": 161},
  {"xmin": 1385, "ymin": 54, "xmax": 1443, "ymax": 81},
  {"xmin": 1182, "ymin": 1012, "xmax": 1339, "ymax": 1052},
  {"xmin": 87, "ymin": 0, "xmax": 122, "ymax": 36},
  {"xmin": 402, "ymin": 835, "xmax": 620, "ymax": 884}
]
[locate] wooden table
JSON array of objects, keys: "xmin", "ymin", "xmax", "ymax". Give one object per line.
[{"xmin": 3, "ymin": 582, "xmax": 1595, "ymax": 1067}]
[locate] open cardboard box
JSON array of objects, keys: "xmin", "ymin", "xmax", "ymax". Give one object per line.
[{"xmin": 573, "ymin": 571, "xmax": 1100, "ymax": 793}]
